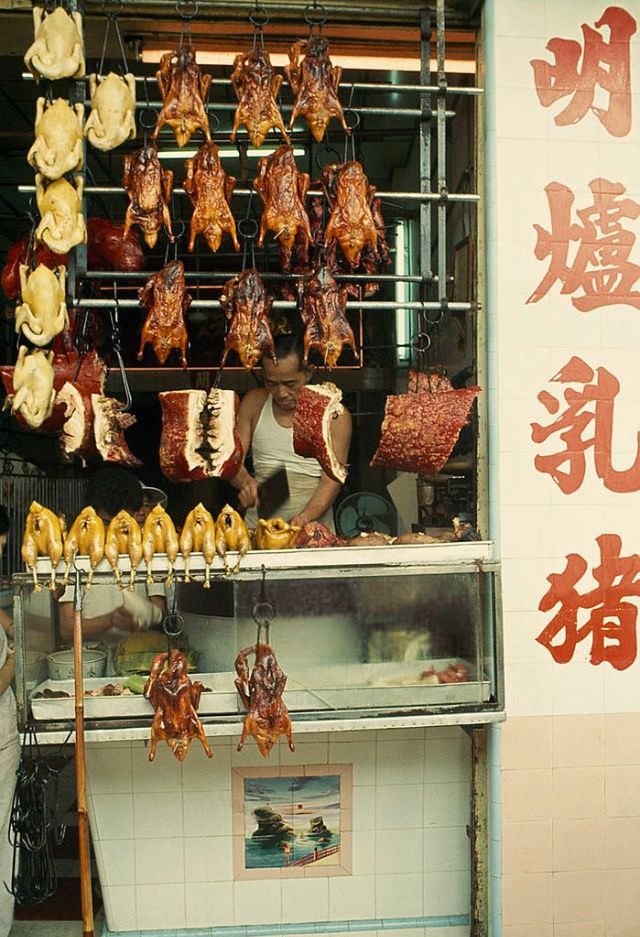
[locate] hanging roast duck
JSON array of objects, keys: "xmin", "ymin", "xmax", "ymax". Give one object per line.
[
  {"xmin": 254, "ymin": 144, "xmax": 311, "ymax": 269},
  {"xmin": 138, "ymin": 260, "xmax": 191, "ymax": 368},
  {"xmin": 153, "ymin": 47, "xmax": 212, "ymax": 147},
  {"xmin": 122, "ymin": 144, "xmax": 174, "ymax": 249},
  {"xmin": 230, "ymin": 46, "xmax": 290, "ymax": 148},
  {"xmin": 184, "ymin": 143, "xmax": 239, "ymax": 254},
  {"xmin": 285, "ymin": 35, "xmax": 348, "ymax": 142}
]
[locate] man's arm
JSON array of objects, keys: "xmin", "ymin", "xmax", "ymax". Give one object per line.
[
  {"xmin": 229, "ymin": 390, "xmax": 266, "ymax": 510},
  {"xmin": 58, "ymin": 600, "xmax": 138, "ymax": 643},
  {"xmin": 290, "ymin": 408, "xmax": 352, "ymax": 526}
]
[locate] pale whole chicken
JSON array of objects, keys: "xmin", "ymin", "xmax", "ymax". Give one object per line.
[
  {"xmin": 142, "ymin": 504, "xmax": 180, "ymax": 586},
  {"xmin": 104, "ymin": 510, "xmax": 143, "ymax": 591},
  {"xmin": 323, "ymin": 161, "xmax": 377, "ymax": 268},
  {"xmin": 299, "ymin": 264, "xmax": 358, "ymax": 368},
  {"xmin": 122, "ymin": 144, "xmax": 174, "ymax": 249},
  {"xmin": 179, "ymin": 502, "xmax": 216, "ymax": 587},
  {"xmin": 230, "ymin": 47, "xmax": 290, "ymax": 148},
  {"xmin": 8, "ymin": 347, "xmax": 56, "ymax": 430},
  {"xmin": 62, "ymin": 506, "xmax": 105, "ymax": 588},
  {"xmin": 183, "ymin": 143, "xmax": 239, "ymax": 254},
  {"xmin": 24, "ymin": 6, "xmax": 85, "ymax": 81},
  {"xmin": 219, "ymin": 268, "xmax": 275, "ymax": 369},
  {"xmin": 35, "ymin": 174, "xmax": 86, "ymax": 255},
  {"xmin": 285, "ymin": 36, "xmax": 348, "ymax": 142},
  {"xmin": 85, "ymin": 72, "xmax": 136, "ymax": 152},
  {"xmin": 21, "ymin": 501, "xmax": 63, "ymax": 592},
  {"xmin": 27, "ymin": 98, "xmax": 84, "ymax": 181},
  {"xmin": 214, "ymin": 504, "xmax": 250, "ymax": 575},
  {"xmin": 145, "ymin": 649, "xmax": 213, "ymax": 762},
  {"xmin": 254, "ymin": 145, "xmax": 311, "ymax": 269},
  {"xmin": 235, "ymin": 641, "xmax": 294, "ymax": 757},
  {"xmin": 153, "ymin": 47, "xmax": 212, "ymax": 148},
  {"xmin": 138, "ymin": 260, "xmax": 191, "ymax": 368},
  {"xmin": 15, "ymin": 264, "xmax": 68, "ymax": 347}
]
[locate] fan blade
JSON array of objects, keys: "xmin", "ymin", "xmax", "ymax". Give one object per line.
[
  {"xmin": 357, "ymin": 494, "xmax": 390, "ymax": 516},
  {"xmin": 337, "ymin": 505, "xmax": 360, "ymax": 536}
]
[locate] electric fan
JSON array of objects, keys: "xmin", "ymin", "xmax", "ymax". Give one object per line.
[{"xmin": 335, "ymin": 491, "xmax": 399, "ymax": 538}]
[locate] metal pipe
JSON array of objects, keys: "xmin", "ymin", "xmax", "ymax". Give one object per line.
[
  {"xmin": 436, "ymin": 0, "xmax": 448, "ymax": 307},
  {"xmin": 419, "ymin": 8, "xmax": 432, "ymax": 291},
  {"xmin": 134, "ymin": 101, "xmax": 454, "ymax": 117},
  {"xmin": 85, "ymin": 270, "xmax": 431, "ymax": 283},
  {"xmin": 75, "ymin": 298, "xmax": 472, "ymax": 310}
]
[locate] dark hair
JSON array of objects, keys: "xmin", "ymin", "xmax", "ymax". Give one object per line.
[
  {"xmin": 0, "ymin": 504, "xmax": 9, "ymax": 536},
  {"xmin": 84, "ymin": 466, "xmax": 143, "ymax": 519},
  {"xmin": 271, "ymin": 332, "xmax": 306, "ymax": 367}
]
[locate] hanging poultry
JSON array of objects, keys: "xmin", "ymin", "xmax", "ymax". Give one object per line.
[
  {"xmin": 179, "ymin": 502, "xmax": 216, "ymax": 587},
  {"xmin": 85, "ymin": 72, "xmax": 137, "ymax": 152},
  {"xmin": 360, "ymin": 196, "xmax": 392, "ymax": 295},
  {"xmin": 104, "ymin": 510, "xmax": 143, "ymax": 591},
  {"xmin": 298, "ymin": 263, "xmax": 358, "ymax": 368},
  {"xmin": 27, "ymin": 97, "xmax": 84, "ymax": 181},
  {"xmin": 145, "ymin": 648, "xmax": 213, "ymax": 762},
  {"xmin": 254, "ymin": 144, "xmax": 311, "ymax": 269},
  {"xmin": 122, "ymin": 144, "xmax": 174, "ymax": 249},
  {"xmin": 230, "ymin": 46, "xmax": 290, "ymax": 148},
  {"xmin": 21, "ymin": 501, "xmax": 64, "ymax": 592},
  {"xmin": 7, "ymin": 347, "xmax": 56, "ymax": 430},
  {"xmin": 219, "ymin": 268, "xmax": 275, "ymax": 369},
  {"xmin": 214, "ymin": 504, "xmax": 250, "ymax": 575},
  {"xmin": 183, "ymin": 143, "xmax": 239, "ymax": 254},
  {"xmin": 322, "ymin": 161, "xmax": 378, "ymax": 268},
  {"xmin": 24, "ymin": 6, "xmax": 85, "ymax": 81},
  {"xmin": 15, "ymin": 264, "xmax": 68, "ymax": 347},
  {"xmin": 35, "ymin": 174, "xmax": 86, "ymax": 255},
  {"xmin": 138, "ymin": 260, "xmax": 191, "ymax": 368},
  {"xmin": 142, "ymin": 504, "xmax": 180, "ymax": 586},
  {"xmin": 61, "ymin": 507, "xmax": 105, "ymax": 589},
  {"xmin": 235, "ymin": 640, "xmax": 294, "ymax": 757},
  {"xmin": 153, "ymin": 47, "xmax": 212, "ymax": 147},
  {"xmin": 285, "ymin": 35, "xmax": 348, "ymax": 142}
]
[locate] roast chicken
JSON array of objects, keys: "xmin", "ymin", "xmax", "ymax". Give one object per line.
[
  {"xmin": 35, "ymin": 174, "xmax": 86, "ymax": 255},
  {"xmin": 219, "ymin": 268, "xmax": 275, "ymax": 369},
  {"xmin": 153, "ymin": 47, "xmax": 212, "ymax": 148},
  {"xmin": 142, "ymin": 504, "xmax": 179, "ymax": 586},
  {"xmin": 230, "ymin": 46, "xmax": 290, "ymax": 148},
  {"xmin": 27, "ymin": 97, "xmax": 84, "ymax": 181},
  {"xmin": 85, "ymin": 72, "xmax": 137, "ymax": 152},
  {"xmin": 24, "ymin": 6, "xmax": 85, "ymax": 81},
  {"xmin": 62, "ymin": 506, "xmax": 105, "ymax": 588},
  {"xmin": 254, "ymin": 145, "xmax": 311, "ymax": 269},
  {"xmin": 235, "ymin": 640, "xmax": 294, "ymax": 757},
  {"xmin": 322, "ymin": 161, "xmax": 377, "ymax": 268},
  {"xmin": 255, "ymin": 518, "xmax": 301, "ymax": 551},
  {"xmin": 179, "ymin": 502, "xmax": 216, "ymax": 587},
  {"xmin": 183, "ymin": 143, "xmax": 239, "ymax": 254},
  {"xmin": 8, "ymin": 346, "xmax": 56, "ymax": 430},
  {"xmin": 145, "ymin": 649, "xmax": 213, "ymax": 762},
  {"xmin": 15, "ymin": 264, "xmax": 68, "ymax": 347},
  {"xmin": 138, "ymin": 260, "xmax": 191, "ymax": 368},
  {"xmin": 299, "ymin": 264, "xmax": 358, "ymax": 368},
  {"xmin": 1, "ymin": 236, "xmax": 65, "ymax": 301},
  {"xmin": 214, "ymin": 504, "xmax": 250, "ymax": 575},
  {"xmin": 22, "ymin": 501, "xmax": 64, "ymax": 592},
  {"xmin": 285, "ymin": 36, "xmax": 348, "ymax": 142},
  {"xmin": 104, "ymin": 510, "xmax": 143, "ymax": 591},
  {"xmin": 122, "ymin": 144, "xmax": 174, "ymax": 249}
]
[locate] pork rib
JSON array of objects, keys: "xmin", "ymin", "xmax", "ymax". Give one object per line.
[
  {"xmin": 159, "ymin": 388, "xmax": 243, "ymax": 482},
  {"xmin": 293, "ymin": 382, "xmax": 347, "ymax": 483},
  {"xmin": 57, "ymin": 381, "xmax": 97, "ymax": 464},
  {"xmin": 92, "ymin": 394, "xmax": 142, "ymax": 467}
]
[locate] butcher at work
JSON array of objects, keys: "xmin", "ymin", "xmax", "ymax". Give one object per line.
[{"xmin": 231, "ymin": 333, "xmax": 352, "ymax": 531}]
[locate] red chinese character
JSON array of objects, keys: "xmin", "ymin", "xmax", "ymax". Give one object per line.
[
  {"xmin": 527, "ymin": 178, "xmax": 640, "ymax": 310},
  {"xmin": 538, "ymin": 534, "xmax": 640, "ymax": 670},
  {"xmin": 531, "ymin": 356, "xmax": 640, "ymax": 494},
  {"xmin": 530, "ymin": 6, "xmax": 636, "ymax": 137}
]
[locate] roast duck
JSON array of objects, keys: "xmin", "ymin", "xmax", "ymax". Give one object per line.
[
  {"xmin": 153, "ymin": 47, "xmax": 212, "ymax": 148},
  {"xmin": 27, "ymin": 97, "xmax": 84, "ymax": 180},
  {"xmin": 235, "ymin": 640, "xmax": 294, "ymax": 757},
  {"xmin": 24, "ymin": 6, "xmax": 85, "ymax": 81},
  {"xmin": 214, "ymin": 504, "xmax": 250, "ymax": 575},
  {"xmin": 159, "ymin": 387, "xmax": 243, "ymax": 483},
  {"xmin": 138, "ymin": 260, "xmax": 191, "ymax": 368},
  {"xmin": 85, "ymin": 73, "xmax": 136, "ymax": 152},
  {"xmin": 285, "ymin": 35, "xmax": 348, "ymax": 142},
  {"xmin": 183, "ymin": 143, "xmax": 239, "ymax": 254},
  {"xmin": 142, "ymin": 505, "xmax": 179, "ymax": 586},
  {"xmin": 298, "ymin": 263, "xmax": 358, "ymax": 368},
  {"xmin": 254, "ymin": 144, "xmax": 312, "ymax": 270},
  {"xmin": 61, "ymin": 506, "xmax": 105, "ymax": 588},
  {"xmin": 219, "ymin": 268, "xmax": 276, "ymax": 369},
  {"xmin": 35, "ymin": 174, "xmax": 86, "ymax": 255},
  {"xmin": 145, "ymin": 649, "xmax": 213, "ymax": 762},
  {"xmin": 21, "ymin": 500, "xmax": 64, "ymax": 592},
  {"xmin": 122, "ymin": 144, "xmax": 174, "ymax": 249},
  {"xmin": 105, "ymin": 510, "xmax": 143, "ymax": 591},
  {"xmin": 321, "ymin": 161, "xmax": 378, "ymax": 268},
  {"xmin": 91, "ymin": 394, "xmax": 141, "ymax": 468},
  {"xmin": 6, "ymin": 346, "xmax": 56, "ymax": 430},
  {"xmin": 293, "ymin": 382, "xmax": 348, "ymax": 483},
  {"xmin": 230, "ymin": 46, "xmax": 290, "ymax": 148},
  {"xmin": 15, "ymin": 264, "xmax": 68, "ymax": 347},
  {"xmin": 179, "ymin": 502, "xmax": 216, "ymax": 587}
]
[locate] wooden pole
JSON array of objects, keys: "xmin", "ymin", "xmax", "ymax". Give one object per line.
[{"xmin": 73, "ymin": 569, "xmax": 94, "ymax": 937}]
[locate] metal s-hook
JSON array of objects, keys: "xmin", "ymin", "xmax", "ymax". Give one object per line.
[
  {"xmin": 98, "ymin": 0, "xmax": 128, "ymax": 76},
  {"xmin": 304, "ymin": 1, "xmax": 327, "ymax": 34},
  {"xmin": 109, "ymin": 282, "xmax": 132, "ymax": 411},
  {"xmin": 252, "ymin": 565, "xmax": 275, "ymax": 645}
]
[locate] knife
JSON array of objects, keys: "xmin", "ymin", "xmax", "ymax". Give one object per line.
[{"xmin": 257, "ymin": 467, "xmax": 290, "ymax": 519}]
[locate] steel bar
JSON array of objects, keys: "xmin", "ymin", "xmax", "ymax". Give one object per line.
[
  {"xmin": 436, "ymin": 0, "xmax": 448, "ymax": 306},
  {"xmin": 419, "ymin": 8, "xmax": 432, "ymax": 293},
  {"xmin": 133, "ymin": 101, "xmax": 453, "ymax": 117},
  {"xmin": 85, "ymin": 270, "xmax": 431, "ymax": 283},
  {"xmin": 17, "ymin": 185, "xmax": 480, "ymax": 202},
  {"xmin": 75, "ymin": 298, "xmax": 472, "ymax": 311}
]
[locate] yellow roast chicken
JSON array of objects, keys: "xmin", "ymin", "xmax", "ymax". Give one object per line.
[
  {"xmin": 255, "ymin": 518, "xmax": 301, "ymax": 551},
  {"xmin": 15, "ymin": 264, "xmax": 68, "ymax": 347},
  {"xmin": 85, "ymin": 72, "xmax": 137, "ymax": 152},
  {"xmin": 21, "ymin": 501, "xmax": 63, "ymax": 592},
  {"xmin": 8, "ymin": 346, "xmax": 56, "ymax": 430},
  {"xmin": 24, "ymin": 6, "xmax": 85, "ymax": 81},
  {"xmin": 105, "ymin": 510, "xmax": 143, "ymax": 591},
  {"xmin": 214, "ymin": 504, "xmax": 250, "ymax": 575},
  {"xmin": 62, "ymin": 507, "xmax": 105, "ymax": 589},
  {"xmin": 142, "ymin": 504, "xmax": 179, "ymax": 586},
  {"xmin": 179, "ymin": 503, "xmax": 216, "ymax": 587},
  {"xmin": 35, "ymin": 173, "xmax": 86, "ymax": 255},
  {"xmin": 27, "ymin": 97, "xmax": 84, "ymax": 181}
]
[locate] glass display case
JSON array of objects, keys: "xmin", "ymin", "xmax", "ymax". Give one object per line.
[{"xmin": 13, "ymin": 543, "xmax": 503, "ymax": 735}]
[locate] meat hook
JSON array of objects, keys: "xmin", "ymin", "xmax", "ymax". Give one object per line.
[
  {"xmin": 304, "ymin": 1, "xmax": 327, "ymax": 33},
  {"xmin": 252, "ymin": 564, "xmax": 275, "ymax": 643},
  {"xmin": 109, "ymin": 283, "xmax": 132, "ymax": 411},
  {"xmin": 98, "ymin": 0, "xmax": 128, "ymax": 78}
]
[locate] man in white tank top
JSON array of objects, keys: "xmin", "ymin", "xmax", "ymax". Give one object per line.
[{"xmin": 230, "ymin": 335, "xmax": 352, "ymax": 531}]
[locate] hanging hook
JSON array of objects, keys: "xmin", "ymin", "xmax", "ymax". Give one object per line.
[
  {"xmin": 303, "ymin": 1, "xmax": 327, "ymax": 33},
  {"xmin": 252, "ymin": 564, "xmax": 275, "ymax": 643},
  {"xmin": 98, "ymin": 0, "xmax": 128, "ymax": 76},
  {"xmin": 109, "ymin": 282, "xmax": 132, "ymax": 411}
]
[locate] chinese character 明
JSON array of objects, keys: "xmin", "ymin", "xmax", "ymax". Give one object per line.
[
  {"xmin": 538, "ymin": 534, "xmax": 640, "ymax": 670},
  {"xmin": 530, "ymin": 6, "xmax": 636, "ymax": 137},
  {"xmin": 531, "ymin": 356, "xmax": 640, "ymax": 494},
  {"xmin": 527, "ymin": 178, "xmax": 640, "ymax": 310}
]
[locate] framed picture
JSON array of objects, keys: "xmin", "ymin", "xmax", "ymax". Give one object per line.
[{"xmin": 232, "ymin": 764, "xmax": 353, "ymax": 880}]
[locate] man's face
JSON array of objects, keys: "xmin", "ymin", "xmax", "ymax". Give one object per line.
[{"xmin": 262, "ymin": 353, "xmax": 309, "ymax": 411}]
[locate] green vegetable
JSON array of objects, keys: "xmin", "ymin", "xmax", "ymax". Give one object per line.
[{"xmin": 124, "ymin": 674, "xmax": 147, "ymax": 695}]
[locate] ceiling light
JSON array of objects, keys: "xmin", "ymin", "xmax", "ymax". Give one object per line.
[{"xmin": 157, "ymin": 146, "xmax": 306, "ymax": 159}]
